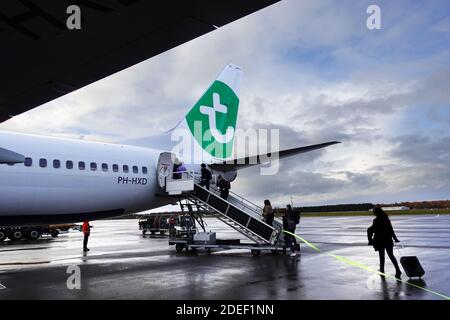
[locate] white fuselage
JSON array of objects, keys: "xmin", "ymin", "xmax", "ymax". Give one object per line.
[{"xmin": 0, "ymin": 130, "xmax": 175, "ymax": 223}]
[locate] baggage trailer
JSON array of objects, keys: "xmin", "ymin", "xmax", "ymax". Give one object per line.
[
  {"xmin": 139, "ymin": 214, "xmax": 171, "ymax": 236},
  {"xmin": 139, "ymin": 213, "xmax": 196, "ymax": 237},
  {"xmin": 0, "ymin": 224, "xmax": 78, "ymax": 241}
]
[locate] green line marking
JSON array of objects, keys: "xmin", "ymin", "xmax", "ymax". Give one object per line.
[{"xmin": 282, "ymin": 230, "xmax": 450, "ymax": 300}]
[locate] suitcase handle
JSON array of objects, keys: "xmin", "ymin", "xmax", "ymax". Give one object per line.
[
  {"xmin": 394, "ymin": 242, "xmax": 404, "ymax": 255},
  {"xmin": 395, "ymin": 242, "xmax": 404, "ymax": 249}
]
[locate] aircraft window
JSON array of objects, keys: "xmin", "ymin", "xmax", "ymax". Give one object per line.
[
  {"xmin": 39, "ymin": 158, "xmax": 47, "ymax": 168},
  {"xmin": 133, "ymin": 165, "xmax": 138, "ymax": 174},
  {"xmin": 24, "ymin": 157, "xmax": 32, "ymax": 167},
  {"xmin": 90, "ymin": 162, "xmax": 97, "ymax": 171},
  {"xmin": 66, "ymin": 160, "xmax": 73, "ymax": 169},
  {"xmin": 123, "ymin": 165, "xmax": 129, "ymax": 173},
  {"xmin": 102, "ymin": 163, "xmax": 108, "ymax": 172},
  {"xmin": 142, "ymin": 166, "xmax": 148, "ymax": 174},
  {"xmin": 112, "ymin": 164, "xmax": 119, "ymax": 172},
  {"xmin": 79, "ymin": 161, "xmax": 85, "ymax": 170},
  {"xmin": 53, "ymin": 159, "xmax": 61, "ymax": 168}
]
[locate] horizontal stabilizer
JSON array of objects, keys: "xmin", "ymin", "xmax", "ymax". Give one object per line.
[{"xmin": 209, "ymin": 141, "xmax": 340, "ymax": 172}]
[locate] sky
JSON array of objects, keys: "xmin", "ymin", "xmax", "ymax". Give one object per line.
[{"xmin": 1, "ymin": 0, "xmax": 450, "ymax": 208}]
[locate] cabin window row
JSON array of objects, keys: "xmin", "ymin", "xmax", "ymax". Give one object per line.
[{"xmin": 23, "ymin": 157, "xmax": 148, "ymax": 174}]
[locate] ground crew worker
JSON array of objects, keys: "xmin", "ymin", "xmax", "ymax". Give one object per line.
[
  {"xmin": 168, "ymin": 215, "xmax": 176, "ymax": 237},
  {"xmin": 82, "ymin": 220, "xmax": 92, "ymax": 252}
]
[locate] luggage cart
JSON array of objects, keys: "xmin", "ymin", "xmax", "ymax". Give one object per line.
[{"xmin": 139, "ymin": 214, "xmax": 171, "ymax": 236}]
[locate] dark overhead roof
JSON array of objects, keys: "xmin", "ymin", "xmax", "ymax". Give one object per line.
[{"xmin": 0, "ymin": 0, "xmax": 279, "ymax": 123}]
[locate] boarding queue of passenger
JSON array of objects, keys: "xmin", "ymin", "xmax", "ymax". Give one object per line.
[{"xmin": 262, "ymin": 200, "xmax": 301, "ymax": 257}]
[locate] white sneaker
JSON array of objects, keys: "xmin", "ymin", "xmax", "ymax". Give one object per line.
[{"xmin": 290, "ymin": 252, "xmax": 297, "ymax": 257}]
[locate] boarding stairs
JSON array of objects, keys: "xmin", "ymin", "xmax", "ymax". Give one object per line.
[{"xmin": 165, "ymin": 172, "xmax": 284, "ymax": 246}]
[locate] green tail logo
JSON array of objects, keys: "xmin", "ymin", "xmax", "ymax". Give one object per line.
[{"xmin": 185, "ymin": 80, "xmax": 239, "ymax": 159}]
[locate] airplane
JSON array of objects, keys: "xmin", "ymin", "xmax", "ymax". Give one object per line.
[{"xmin": 0, "ymin": 64, "xmax": 339, "ymax": 227}]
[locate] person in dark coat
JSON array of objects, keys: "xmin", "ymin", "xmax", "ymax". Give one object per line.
[
  {"xmin": 172, "ymin": 162, "xmax": 182, "ymax": 179},
  {"xmin": 200, "ymin": 163, "xmax": 212, "ymax": 190},
  {"xmin": 262, "ymin": 199, "xmax": 274, "ymax": 226},
  {"xmin": 367, "ymin": 207, "xmax": 402, "ymax": 278},
  {"xmin": 283, "ymin": 204, "xmax": 298, "ymax": 257},
  {"xmin": 217, "ymin": 175, "xmax": 230, "ymax": 200}
]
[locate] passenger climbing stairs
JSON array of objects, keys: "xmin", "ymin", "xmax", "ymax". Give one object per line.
[{"xmin": 166, "ymin": 173, "xmax": 284, "ymax": 246}]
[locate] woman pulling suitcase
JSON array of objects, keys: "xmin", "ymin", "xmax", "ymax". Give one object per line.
[{"xmin": 367, "ymin": 207, "xmax": 402, "ymax": 278}]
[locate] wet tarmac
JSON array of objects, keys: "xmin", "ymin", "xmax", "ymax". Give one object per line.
[{"xmin": 0, "ymin": 215, "xmax": 449, "ymax": 300}]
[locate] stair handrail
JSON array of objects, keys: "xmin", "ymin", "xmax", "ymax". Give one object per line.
[
  {"xmin": 200, "ymin": 181, "xmax": 264, "ymax": 221},
  {"xmin": 226, "ymin": 188, "xmax": 284, "ymax": 230}
]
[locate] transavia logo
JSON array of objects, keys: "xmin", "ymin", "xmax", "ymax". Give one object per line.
[
  {"xmin": 186, "ymin": 80, "xmax": 239, "ymax": 159},
  {"xmin": 200, "ymin": 92, "xmax": 234, "ymax": 144}
]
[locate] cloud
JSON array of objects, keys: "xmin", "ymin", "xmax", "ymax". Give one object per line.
[{"xmin": 390, "ymin": 135, "xmax": 450, "ymax": 165}]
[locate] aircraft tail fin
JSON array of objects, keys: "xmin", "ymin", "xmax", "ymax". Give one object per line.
[{"xmin": 172, "ymin": 64, "xmax": 242, "ymax": 161}]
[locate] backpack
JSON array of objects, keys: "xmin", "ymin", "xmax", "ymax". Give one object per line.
[
  {"xmin": 286, "ymin": 216, "xmax": 296, "ymax": 231},
  {"xmin": 293, "ymin": 210, "xmax": 300, "ymax": 224}
]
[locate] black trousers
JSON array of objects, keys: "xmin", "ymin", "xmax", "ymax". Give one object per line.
[
  {"xmin": 284, "ymin": 228, "xmax": 296, "ymax": 253},
  {"xmin": 200, "ymin": 180, "xmax": 210, "ymax": 190},
  {"xmin": 83, "ymin": 234, "xmax": 89, "ymax": 250},
  {"xmin": 220, "ymin": 189, "xmax": 229, "ymax": 200},
  {"xmin": 378, "ymin": 244, "xmax": 400, "ymax": 272}
]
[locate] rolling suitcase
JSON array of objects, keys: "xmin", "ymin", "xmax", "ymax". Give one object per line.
[{"xmin": 400, "ymin": 256, "xmax": 425, "ymax": 279}]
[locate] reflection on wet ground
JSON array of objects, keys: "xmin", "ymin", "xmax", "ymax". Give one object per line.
[{"xmin": 0, "ymin": 215, "xmax": 449, "ymax": 299}]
